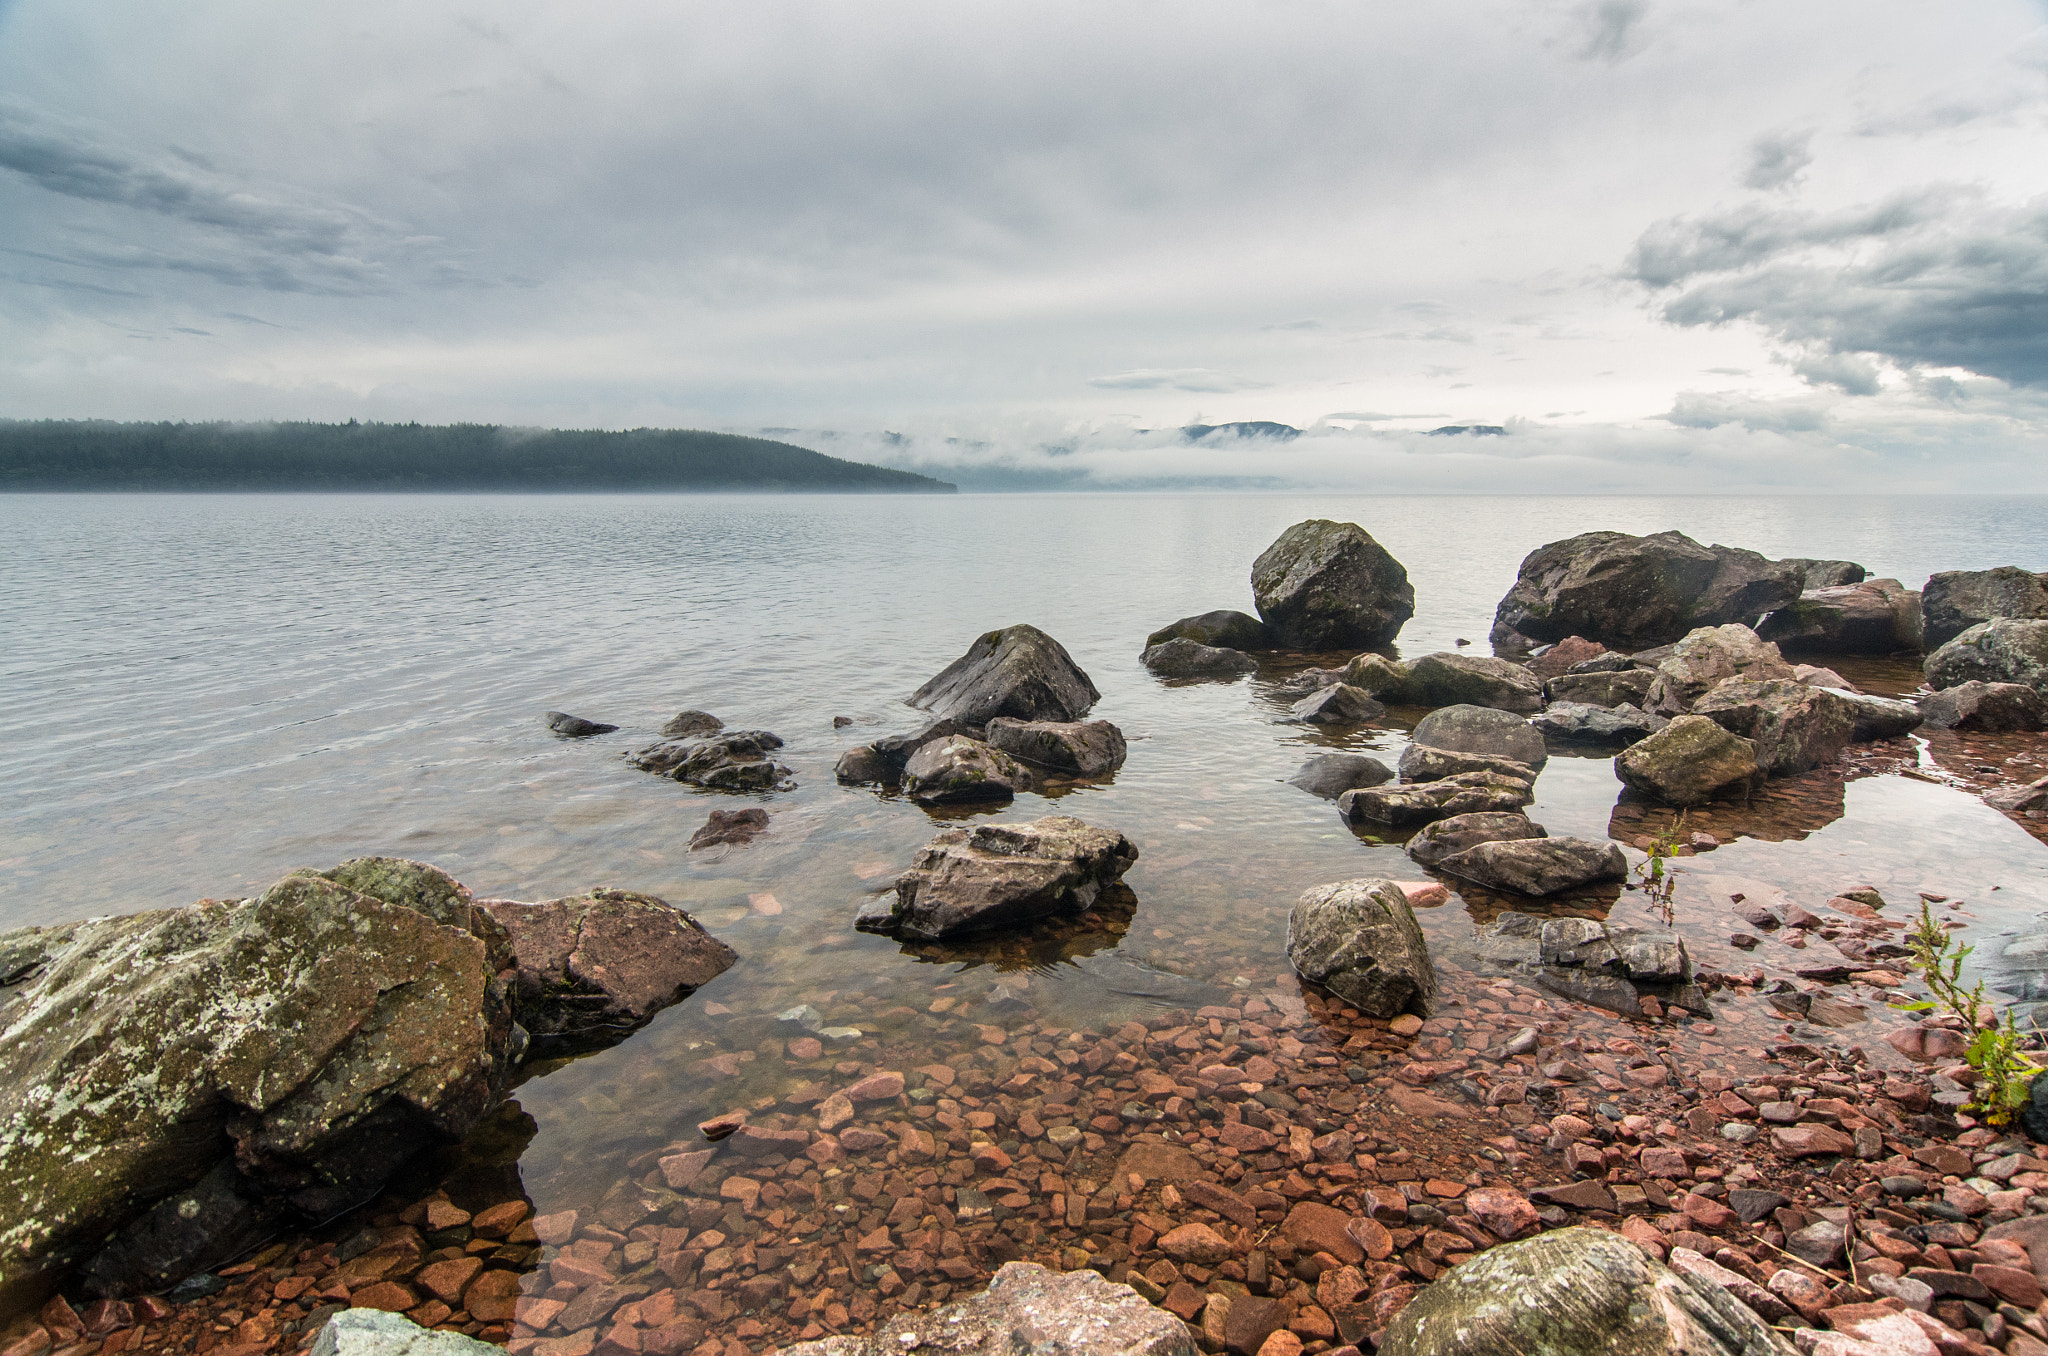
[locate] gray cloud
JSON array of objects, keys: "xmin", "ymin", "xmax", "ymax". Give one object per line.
[
  {"xmin": 1087, "ymin": 368, "xmax": 1266, "ymax": 393},
  {"xmin": 1576, "ymin": 0, "xmax": 1650, "ymax": 63},
  {"xmin": 1662, "ymin": 392, "xmax": 1831, "ymax": 433},
  {"xmin": 1743, "ymin": 131, "xmax": 1813, "ymax": 192}
]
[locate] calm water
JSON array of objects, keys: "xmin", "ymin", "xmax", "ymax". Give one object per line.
[{"xmin": 6, "ymin": 491, "xmax": 2048, "ymax": 1209}]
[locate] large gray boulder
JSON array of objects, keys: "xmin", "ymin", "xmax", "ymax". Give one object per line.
[
  {"xmin": 1436, "ymin": 837, "xmax": 1627, "ymax": 896},
  {"xmin": 1922, "ymin": 681, "xmax": 2048, "ymax": 732},
  {"xmin": 1398, "ymin": 653, "xmax": 1544, "ymax": 714},
  {"xmin": 836, "ymin": 718, "xmax": 982, "ymax": 785},
  {"xmin": 778, "ymin": 1261, "xmax": 1194, "ymax": 1356},
  {"xmin": 985, "ymin": 717, "xmax": 1128, "ymax": 777},
  {"xmin": 1290, "ymin": 683, "xmax": 1387, "ymax": 725},
  {"xmin": 313, "ymin": 1309, "xmax": 504, "ymax": 1356},
  {"xmin": 1339, "ymin": 651, "xmax": 1416, "ymax": 701},
  {"xmin": 1757, "ymin": 577, "xmax": 1923, "ymax": 655},
  {"xmin": 1490, "ymin": 530, "xmax": 1803, "ymax": 655},
  {"xmin": 1643, "ymin": 624, "xmax": 1796, "ymax": 715},
  {"xmin": 1530, "ymin": 701, "xmax": 1667, "ymax": 748},
  {"xmin": 1339, "ymin": 772, "xmax": 1534, "ymax": 826},
  {"xmin": 1778, "ymin": 557, "xmax": 1867, "ymax": 589},
  {"xmin": 1925, "ymin": 618, "xmax": 2048, "ymax": 692},
  {"xmin": 629, "ymin": 729, "xmax": 794, "ymax": 791},
  {"xmin": 1406, "ymin": 812, "xmax": 1547, "ymax": 869},
  {"xmin": 1140, "ymin": 638, "xmax": 1258, "ymax": 679},
  {"xmin": 1924, "ymin": 566, "xmax": 2048, "ymax": 648},
  {"xmin": 1288, "ymin": 753, "xmax": 1395, "ymax": 799},
  {"xmin": 1544, "ymin": 668, "xmax": 1656, "ymax": 709},
  {"xmin": 1409, "ymin": 704, "xmax": 1548, "ymax": 769},
  {"xmin": 1251, "ymin": 520, "xmax": 1414, "ymax": 649},
  {"xmin": 1287, "ymin": 878, "xmax": 1438, "ymax": 1018},
  {"xmin": 909, "ymin": 624, "xmax": 1100, "ymax": 725},
  {"xmin": 1144, "ymin": 609, "xmax": 1269, "ymax": 651},
  {"xmin": 901, "ymin": 736, "xmax": 1025, "ymax": 805},
  {"xmin": 1614, "ymin": 715, "xmax": 1760, "ymax": 806},
  {"xmin": 1690, "ymin": 678, "xmax": 1857, "ymax": 776},
  {"xmin": 1378, "ymin": 1227, "xmax": 1794, "ymax": 1356},
  {"xmin": 859, "ymin": 816, "xmax": 1139, "ymax": 940}
]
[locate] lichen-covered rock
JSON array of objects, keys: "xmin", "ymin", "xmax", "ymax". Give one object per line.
[
  {"xmin": 1287, "ymin": 877, "xmax": 1438, "ymax": 1018},
  {"xmin": 628, "ymin": 729, "xmax": 794, "ymax": 791},
  {"xmin": 860, "ymin": 816, "xmax": 1139, "ymax": 940},
  {"xmin": 1778, "ymin": 557, "xmax": 1867, "ymax": 590},
  {"xmin": 1290, "ymin": 683, "xmax": 1387, "ymax": 725},
  {"xmin": 1143, "ymin": 609, "xmax": 1270, "ymax": 652},
  {"xmin": 1251, "ymin": 520, "xmax": 1415, "ymax": 649},
  {"xmin": 985, "ymin": 717, "xmax": 1128, "ymax": 777},
  {"xmin": 1398, "ymin": 653, "xmax": 1544, "ymax": 714},
  {"xmin": 1690, "ymin": 678, "xmax": 1857, "ymax": 776},
  {"xmin": 1396, "ymin": 745, "xmax": 1538, "ymax": 785},
  {"xmin": 1141, "ymin": 638, "xmax": 1258, "ymax": 679},
  {"xmin": 1544, "ymin": 669, "xmax": 1657, "ymax": 709},
  {"xmin": 776, "ymin": 1262, "xmax": 1194, "ymax": 1356},
  {"xmin": 1340, "ymin": 652, "xmax": 1416, "ymax": 701},
  {"xmin": 1925, "ymin": 618, "xmax": 2048, "ymax": 693},
  {"xmin": 1644, "ymin": 625, "xmax": 1797, "ymax": 715},
  {"xmin": 1490, "ymin": 530, "xmax": 1803, "ymax": 655},
  {"xmin": 1757, "ymin": 578, "xmax": 1922, "ymax": 655},
  {"xmin": 1409, "ymin": 704, "xmax": 1548, "ymax": 769},
  {"xmin": 1378, "ymin": 1227, "xmax": 1795, "ymax": 1356},
  {"xmin": 1339, "ymin": 772, "xmax": 1534, "ymax": 827},
  {"xmin": 1921, "ymin": 681, "xmax": 2048, "ymax": 732},
  {"xmin": 1530, "ymin": 701, "xmax": 1667, "ymax": 748},
  {"xmin": 1405, "ymin": 812, "xmax": 1547, "ymax": 869},
  {"xmin": 1288, "ymin": 753, "xmax": 1395, "ymax": 799},
  {"xmin": 1923, "ymin": 566, "xmax": 2048, "ymax": 649},
  {"xmin": 1614, "ymin": 714, "xmax": 1760, "ymax": 806},
  {"xmin": 901, "ymin": 735, "xmax": 1025, "ymax": 805},
  {"xmin": 1436, "ymin": 837, "xmax": 1627, "ymax": 896},
  {"xmin": 909, "ymin": 624, "xmax": 1100, "ymax": 725}
]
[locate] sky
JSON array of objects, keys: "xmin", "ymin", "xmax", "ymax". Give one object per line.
[{"xmin": 2, "ymin": 0, "xmax": 2046, "ymax": 490}]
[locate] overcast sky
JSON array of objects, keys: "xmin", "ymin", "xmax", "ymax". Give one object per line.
[{"xmin": 3, "ymin": 0, "xmax": 2046, "ymax": 490}]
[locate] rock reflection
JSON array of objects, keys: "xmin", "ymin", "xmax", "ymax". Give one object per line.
[{"xmin": 1607, "ymin": 766, "xmax": 1851, "ymax": 845}]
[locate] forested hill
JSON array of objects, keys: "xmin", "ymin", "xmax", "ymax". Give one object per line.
[{"xmin": 0, "ymin": 421, "xmax": 956, "ymax": 493}]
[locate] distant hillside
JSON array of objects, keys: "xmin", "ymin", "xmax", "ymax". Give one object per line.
[{"xmin": 0, "ymin": 421, "xmax": 957, "ymax": 493}]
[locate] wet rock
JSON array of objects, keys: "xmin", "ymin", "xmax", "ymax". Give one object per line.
[
  {"xmin": 909, "ymin": 624, "xmax": 1101, "ymax": 725},
  {"xmin": 1286, "ymin": 877, "xmax": 1438, "ymax": 1018},
  {"xmin": 860, "ymin": 815, "xmax": 1138, "ymax": 940},
  {"xmin": 1251, "ymin": 519, "xmax": 1415, "ymax": 649},
  {"xmin": 838, "ymin": 719, "xmax": 987, "ymax": 784},
  {"xmin": 1836, "ymin": 690, "xmax": 1925, "ymax": 741},
  {"xmin": 1529, "ymin": 636, "xmax": 1609, "ymax": 679},
  {"xmin": 984, "ymin": 717, "xmax": 1128, "ymax": 777},
  {"xmin": 1409, "ymin": 704, "xmax": 1548, "ymax": 769},
  {"xmin": 1691, "ymin": 677, "xmax": 1857, "ymax": 775},
  {"xmin": 777, "ymin": 1260, "xmax": 1195, "ymax": 1356},
  {"xmin": 1538, "ymin": 916, "xmax": 1691, "ymax": 982},
  {"xmin": 1614, "ymin": 715, "xmax": 1760, "ymax": 806},
  {"xmin": 689, "ymin": 807, "xmax": 769, "ymax": 850},
  {"xmin": 1923, "ymin": 566, "xmax": 2048, "ymax": 649},
  {"xmin": 1145, "ymin": 609, "xmax": 1271, "ymax": 652},
  {"xmin": 1288, "ymin": 753, "xmax": 1395, "ymax": 799},
  {"xmin": 546, "ymin": 711, "xmax": 617, "ymax": 737},
  {"xmin": 1141, "ymin": 638, "xmax": 1259, "ymax": 679},
  {"xmin": 629, "ymin": 730, "xmax": 794, "ymax": 791},
  {"xmin": 1925, "ymin": 618, "xmax": 2048, "ymax": 692},
  {"xmin": 1758, "ymin": 577, "xmax": 1923, "ymax": 655},
  {"xmin": 1397, "ymin": 653, "xmax": 1544, "ymax": 714},
  {"xmin": 1339, "ymin": 652, "xmax": 1415, "ymax": 700},
  {"xmin": 660, "ymin": 710, "xmax": 724, "ymax": 738},
  {"xmin": 900, "ymin": 736, "xmax": 1025, "ymax": 805},
  {"xmin": 1395, "ymin": 745, "xmax": 1538, "ymax": 785},
  {"xmin": 1406, "ymin": 811, "xmax": 1547, "ymax": 868},
  {"xmin": 1338, "ymin": 772, "xmax": 1534, "ymax": 827},
  {"xmin": 1289, "ymin": 683, "xmax": 1387, "ymax": 725},
  {"xmin": 833, "ymin": 744, "xmax": 893, "ymax": 785},
  {"xmin": 1436, "ymin": 837, "xmax": 1627, "ymax": 896},
  {"xmin": 1779, "ymin": 557, "xmax": 1868, "ymax": 590},
  {"xmin": 1530, "ymin": 701, "xmax": 1667, "ymax": 748},
  {"xmin": 1792, "ymin": 662, "xmax": 1854, "ymax": 690},
  {"xmin": 1921, "ymin": 681, "xmax": 2048, "ymax": 732},
  {"xmin": 1990, "ymin": 775, "xmax": 2048, "ymax": 812},
  {"xmin": 1543, "ymin": 668, "xmax": 1658, "ymax": 709},
  {"xmin": 1489, "ymin": 530, "xmax": 1803, "ymax": 655},
  {"xmin": 1644, "ymin": 624, "xmax": 1797, "ymax": 715},
  {"xmin": 311, "ymin": 1309, "xmax": 501, "ymax": 1356},
  {"xmin": 1376, "ymin": 1226, "xmax": 1795, "ymax": 1356}
]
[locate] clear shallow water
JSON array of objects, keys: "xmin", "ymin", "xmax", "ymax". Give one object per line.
[{"xmin": 5, "ymin": 491, "xmax": 2048, "ymax": 1210}]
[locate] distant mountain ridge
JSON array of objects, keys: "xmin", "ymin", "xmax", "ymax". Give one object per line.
[{"xmin": 0, "ymin": 420, "xmax": 957, "ymax": 493}]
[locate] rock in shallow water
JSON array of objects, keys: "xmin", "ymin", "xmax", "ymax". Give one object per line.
[
  {"xmin": 1396, "ymin": 744, "xmax": 1537, "ymax": 785},
  {"xmin": 1252, "ymin": 519, "xmax": 1414, "ymax": 649},
  {"xmin": 1409, "ymin": 703, "xmax": 1548, "ymax": 769},
  {"xmin": 629, "ymin": 729, "xmax": 794, "ymax": 791},
  {"xmin": 1921, "ymin": 679, "xmax": 2048, "ymax": 731},
  {"xmin": 1758, "ymin": 577, "xmax": 1921, "ymax": 655},
  {"xmin": 660, "ymin": 709, "xmax": 724, "ymax": 738},
  {"xmin": 1691, "ymin": 677, "xmax": 1857, "ymax": 776},
  {"xmin": 545, "ymin": 710, "xmax": 617, "ymax": 736},
  {"xmin": 1288, "ymin": 752, "xmax": 1394, "ymax": 799},
  {"xmin": 1143, "ymin": 608, "xmax": 1269, "ymax": 652},
  {"xmin": 1530, "ymin": 700, "xmax": 1666, "ymax": 747},
  {"xmin": 858, "ymin": 815, "xmax": 1138, "ymax": 940},
  {"xmin": 1141, "ymin": 638, "xmax": 1258, "ymax": 679},
  {"xmin": 1613, "ymin": 714, "xmax": 1759, "ymax": 806},
  {"xmin": 1923, "ymin": 565, "xmax": 2048, "ymax": 649},
  {"xmin": 901, "ymin": 735, "xmax": 1026, "ymax": 804},
  {"xmin": 1644, "ymin": 624, "xmax": 1796, "ymax": 716},
  {"xmin": 1436, "ymin": 836, "xmax": 1626, "ymax": 896},
  {"xmin": 1290, "ymin": 682, "xmax": 1386, "ymax": 725},
  {"xmin": 985, "ymin": 716, "xmax": 1128, "ymax": 776},
  {"xmin": 1926, "ymin": 618, "xmax": 2048, "ymax": 692},
  {"xmin": 690, "ymin": 806, "xmax": 769, "ymax": 849},
  {"xmin": 1398, "ymin": 652, "xmax": 1544, "ymax": 714},
  {"xmin": 909, "ymin": 624, "xmax": 1100, "ymax": 725},
  {"xmin": 1544, "ymin": 668, "xmax": 1656, "ymax": 709},
  {"xmin": 1339, "ymin": 772, "xmax": 1534, "ymax": 827},
  {"xmin": 1405, "ymin": 811, "xmax": 1547, "ymax": 868},
  {"xmin": 1287, "ymin": 876, "xmax": 1438, "ymax": 1018}
]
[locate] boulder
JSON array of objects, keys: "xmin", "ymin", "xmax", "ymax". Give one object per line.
[
  {"xmin": 1409, "ymin": 704, "xmax": 1548, "ymax": 769},
  {"xmin": 690, "ymin": 807, "xmax": 769, "ymax": 849},
  {"xmin": 1398, "ymin": 653, "xmax": 1544, "ymax": 714},
  {"xmin": 777, "ymin": 1261, "xmax": 1195, "ymax": 1356},
  {"xmin": 1690, "ymin": 678, "xmax": 1857, "ymax": 776},
  {"xmin": 1251, "ymin": 520, "xmax": 1415, "ymax": 649},
  {"xmin": 1290, "ymin": 683, "xmax": 1387, "ymax": 725},
  {"xmin": 1339, "ymin": 772, "xmax": 1534, "ymax": 827},
  {"xmin": 545, "ymin": 711, "xmax": 616, "ymax": 737},
  {"xmin": 835, "ymin": 718, "xmax": 989, "ymax": 785},
  {"xmin": 909, "ymin": 624, "xmax": 1100, "ymax": 725},
  {"xmin": 859, "ymin": 816, "xmax": 1139, "ymax": 940},
  {"xmin": 1530, "ymin": 701, "xmax": 1667, "ymax": 748},
  {"xmin": 900, "ymin": 736, "xmax": 1025, "ymax": 805},
  {"xmin": 1396, "ymin": 745, "xmax": 1538, "ymax": 785},
  {"xmin": 1925, "ymin": 619, "xmax": 2048, "ymax": 692},
  {"xmin": 1644, "ymin": 625, "xmax": 1797, "ymax": 715},
  {"xmin": 660, "ymin": 710, "xmax": 723, "ymax": 738},
  {"xmin": 1758, "ymin": 578, "xmax": 1922, "ymax": 655},
  {"xmin": 1778, "ymin": 557, "xmax": 1868, "ymax": 589},
  {"xmin": 833, "ymin": 744, "xmax": 893, "ymax": 785},
  {"xmin": 1288, "ymin": 753, "xmax": 1395, "ymax": 799},
  {"xmin": 1490, "ymin": 530, "xmax": 1803, "ymax": 655},
  {"xmin": 1377, "ymin": 1226, "xmax": 1795, "ymax": 1356},
  {"xmin": 1528, "ymin": 636, "xmax": 1608, "ymax": 679},
  {"xmin": 1144, "ymin": 609, "xmax": 1270, "ymax": 651},
  {"xmin": 1923, "ymin": 566, "xmax": 2048, "ymax": 648},
  {"xmin": 1569, "ymin": 651, "xmax": 1648, "ymax": 673},
  {"xmin": 312, "ymin": 1310, "xmax": 503, "ymax": 1356},
  {"xmin": 1436, "ymin": 837, "xmax": 1627, "ymax": 896},
  {"xmin": 1287, "ymin": 878, "xmax": 1438, "ymax": 1018},
  {"xmin": 629, "ymin": 730, "xmax": 794, "ymax": 791},
  {"xmin": 1339, "ymin": 652, "xmax": 1416, "ymax": 701},
  {"xmin": 1543, "ymin": 668, "xmax": 1656, "ymax": 708},
  {"xmin": 984, "ymin": 717, "xmax": 1128, "ymax": 777},
  {"xmin": 1792, "ymin": 663, "xmax": 1854, "ymax": 690},
  {"xmin": 1405, "ymin": 812, "xmax": 1548, "ymax": 869},
  {"xmin": 1141, "ymin": 639, "xmax": 1258, "ymax": 679},
  {"xmin": 1921, "ymin": 681, "xmax": 2048, "ymax": 732},
  {"xmin": 1836, "ymin": 689, "xmax": 1925, "ymax": 741},
  {"xmin": 1614, "ymin": 715, "xmax": 1760, "ymax": 806}
]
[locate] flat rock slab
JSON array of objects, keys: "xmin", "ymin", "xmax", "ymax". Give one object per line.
[
  {"xmin": 1141, "ymin": 638, "xmax": 1259, "ymax": 679},
  {"xmin": 985, "ymin": 716, "xmax": 1128, "ymax": 777},
  {"xmin": 1436, "ymin": 836, "xmax": 1626, "ymax": 896},
  {"xmin": 1405, "ymin": 811, "xmax": 1546, "ymax": 868},
  {"xmin": 860, "ymin": 815, "xmax": 1138, "ymax": 940},
  {"xmin": 1339, "ymin": 772, "xmax": 1534, "ymax": 827},
  {"xmin": 1409, "ymin": 704, "xmax": 1548, "ymax": 769}
]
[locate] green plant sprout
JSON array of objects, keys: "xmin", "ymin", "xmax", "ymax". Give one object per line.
[
  {"xmin": 1891, "ymin": 901, "xmax": 2039, "ymax": 1126},
  {"xmin": 1629, "ymin": 812, "xmax": 1687, "ymax": 925}
]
